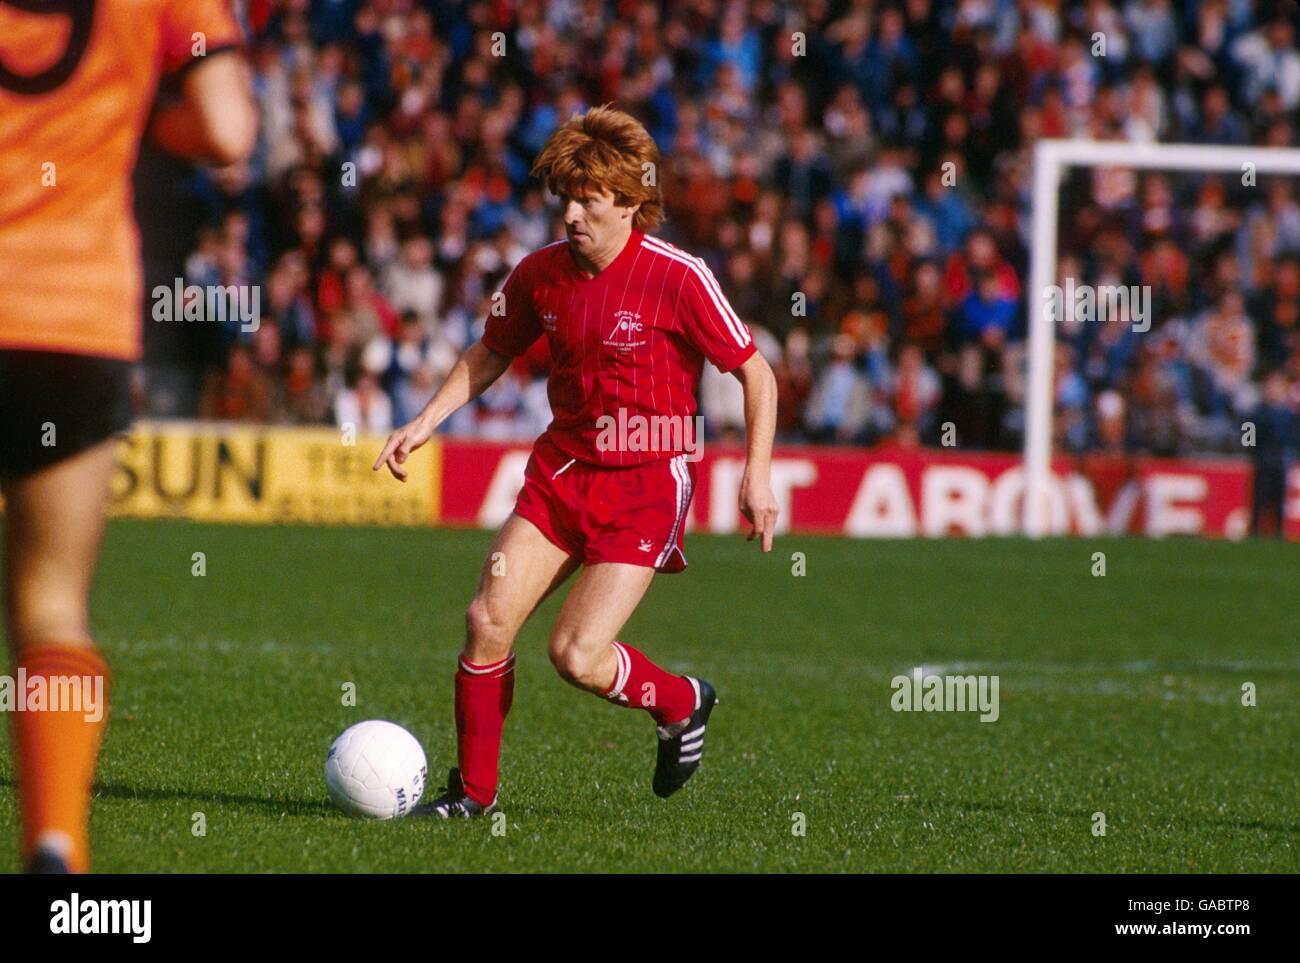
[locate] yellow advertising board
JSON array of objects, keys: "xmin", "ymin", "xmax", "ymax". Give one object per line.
[{"xmin": 109, "ymin": 422, "xmax": 439, "ymax": 526}]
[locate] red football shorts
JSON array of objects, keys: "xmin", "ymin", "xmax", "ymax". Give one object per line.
[{"xmin": 513, "ymin": 434, "xmax": 697, "ymax": 573}]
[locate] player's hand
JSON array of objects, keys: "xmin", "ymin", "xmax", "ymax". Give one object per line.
[
  {"xmin": 738, "ymin": 471, "xmax": 778, "ymax": 552},
  {"xmin": 373, "ymin": 416, "xmax": 434, "ymax": 482}
]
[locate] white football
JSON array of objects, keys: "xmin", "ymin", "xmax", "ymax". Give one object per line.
[{"xmin": 324, "ymin": 720, "xmax": 427, "ymax": 819}]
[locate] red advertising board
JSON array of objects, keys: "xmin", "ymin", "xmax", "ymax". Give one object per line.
[{"xmin": 437, "ymin": 438, "xmax": 1299, "ymax": 540}]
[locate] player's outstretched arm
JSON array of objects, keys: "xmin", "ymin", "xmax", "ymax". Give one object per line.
[
  {"xmin": 373, "ymin": 340, "xmax": 513, "ymax": 481},
  {"xmin": 732, "ymin": 351, "xmax": 780, "ymax": 551},
  {"xmin": 148, "ymin": 52, "xmax": 258, "ymax": 166}
]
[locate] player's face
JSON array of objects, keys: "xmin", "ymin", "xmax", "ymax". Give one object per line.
[{"xmin": 560, "ymin": 187, "xmax": 638, "ymax": 260}]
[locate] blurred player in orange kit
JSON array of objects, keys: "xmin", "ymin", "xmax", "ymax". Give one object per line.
[{"xmin": 0, "ymin": 0, "xmax": 257, "ymax": 872}]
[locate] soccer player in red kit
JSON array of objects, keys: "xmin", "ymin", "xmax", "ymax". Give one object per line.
[{"xmin": 374, "ymin": 105, "xmax": 778, "ymax": 815}]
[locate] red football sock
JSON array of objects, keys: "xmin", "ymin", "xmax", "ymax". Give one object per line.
[
  {"xmin": 603, "ymin": 642, "xmax": 696, "ymax": 726},
  {"xmin": 454, "ymin": 654, "xmax": 515, "ymax": 805}
]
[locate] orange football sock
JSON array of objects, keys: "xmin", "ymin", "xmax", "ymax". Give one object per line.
[{"xmin": 11, "ymin": 644, "xmax": 111, "ymax": 873}]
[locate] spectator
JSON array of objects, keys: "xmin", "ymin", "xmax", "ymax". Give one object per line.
[
  {"xmin": 344, "ymin": 264, "xmax": 400, "ymax": 345},
  {"xmin": 1247, "ymin": 369, "xmax": 1298, "ymax": 536},
  {"xmin": 772, "ymin": 128, "xmax": 834, "ymax": 222},
  {"xmin": 376, "ymin": 311, "xmax": 459, "ymax": 425},
  {"xmin": 199, "ymin": 344, "xmax": 274, "ymax": 422},
  {"xmin": 1187, "ymin": 291, "xmax": 1255, "ymax": 423},
  {"xmin": 276, "ymin": 345, "xmax": 331, "ymax": 425},
  {"xmin": 1231, "ymin": 17, "xmax": 1300, "ymax": 112},
  {"xmin": 383, "ymin": 236, "xmax": 444, "ymax": 329},
  {"xmin": 956, "ymin": 272, "xmax": 1017, "ymax": 346},
  {"xmin": 774, "ymin": 328, "xmax": 815, "ymax": 443},
  {"xmin": 1093, "ymin": 389, "xmax": 1128, "ymax": 454},
  {"xmin": 1054, "ymin": 343, "xmax": 1091, "ymax": 452},
  {"xmin": 335, "ymin": 366, "xmax": 393, "ymax": 434},
  {"xmin": 700, "ymin": 360, "xmax": 746, "ymax": 444},
  {"xmin": 892, "ymin": 343, "xmax": 942, "ymax": 441},
  {"xmin": 901, "ymin": 261, "xmax": 949, "ymax": 356},
  {"xmin": 806, "ymin": 334, "xmax": 872, "ymax": 444}
]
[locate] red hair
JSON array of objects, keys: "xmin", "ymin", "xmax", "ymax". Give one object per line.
[{"xmin": 531, "ymin": 104, "xmax": 664, "ymax": 230}]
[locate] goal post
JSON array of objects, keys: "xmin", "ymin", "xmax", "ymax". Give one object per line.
[{"xmin": 1022, "ymin": 139, "xmax": 1300, "ymax": 537}]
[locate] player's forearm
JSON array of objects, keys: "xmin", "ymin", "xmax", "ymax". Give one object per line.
[
  {"xmin": 414, "ymin": 341, "xmax": 511, "ymax": 431},
  {"xmin": 736, "ymin": 353, "xmax": 777, "ymax": 476}
]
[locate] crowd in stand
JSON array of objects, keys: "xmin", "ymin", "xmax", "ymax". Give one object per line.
[{"xmin": 156, "ymin": 0, "xmax": 1300, "ymax": 460}]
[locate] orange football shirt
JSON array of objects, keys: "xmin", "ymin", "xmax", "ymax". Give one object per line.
[{"xmin": 0, "ymin": 0, "xmax": 242, "ymax": 360}]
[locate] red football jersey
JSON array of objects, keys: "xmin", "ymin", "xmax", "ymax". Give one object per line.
[{"xmin": 482, "ymin": 229, "xmax": 756, "ymax": 466}]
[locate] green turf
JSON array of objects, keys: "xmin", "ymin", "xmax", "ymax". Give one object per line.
[{"xmin": 1, "ymin": 518, "xmax": 1297, "ymax": 872}]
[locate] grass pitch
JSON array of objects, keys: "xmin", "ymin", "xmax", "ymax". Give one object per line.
[{"xmin": 1, "ymin": 518, "xmax": 1296, "ymax": 872}]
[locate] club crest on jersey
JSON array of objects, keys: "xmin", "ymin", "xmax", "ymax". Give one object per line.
[
  {"xmin": 541, "ymin": 311, "xmax": 557, "ymax": 331},
  {"xmin": 604, "ymin": 310, "xmax": 646, "ymax": 350}
]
